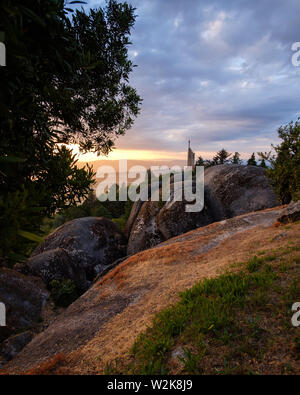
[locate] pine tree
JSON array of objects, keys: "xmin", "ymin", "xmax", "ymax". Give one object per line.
[
  {"xmin": 259, "ymin": 158, "xmax": 267, "ymax": 168},
  {"xmin": 231, "ymin": 152, "xmax": 242, "ymax": 165},
  {"xmin": 195, "ymin": 156, "xmax": 204, "ymax": 166},
  {"xmin": 212, "ymin": 149, "xmax": 232, "ymax": 165},
  {"xmin": 247, "ymin": 153, "xmax": 257, "ymax": 166}
]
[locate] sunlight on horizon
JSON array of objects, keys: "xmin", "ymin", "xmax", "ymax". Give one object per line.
[
  {"xmin": 67, "ymin": 144, "xmax": 242, "ymax": 163},
  {"xmin": 68, "ymin": 144, "xmax": 188, "ymax": 162}
]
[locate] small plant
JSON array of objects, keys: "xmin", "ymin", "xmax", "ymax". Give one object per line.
[
  {"xmin": 178, "ymin": 347, "xmax": 205, "ymax": 374},
  {"xmin": 104, "ymin": 359, "xmax": 121, "ymax": 374},
  {"xmin": 294, "ymin": 333, "xmax": 300, "ymax": 358},
  {"xmin": 49, "ymin": 279, "xmax": 78, "ymax": 307},
  {"xmin": 246, "ymin": 256, "xmax": 263, "ymax": 272}
]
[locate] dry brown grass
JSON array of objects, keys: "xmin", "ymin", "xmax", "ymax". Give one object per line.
[
  {"xmin": 23, "ymin": 354, "xmax": 66, "ymax": 375},
  {"xmin": 63, "ymin": 215, "xmax": 300, "ymax": 374}
]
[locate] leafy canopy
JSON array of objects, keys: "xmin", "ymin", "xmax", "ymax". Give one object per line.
[
  {"xmin": 259, "ymin": 120, "xmax": 300, "ymax": 203},
  {"xmin": 0, "ymin": 0, "xmax": 141, "ymax": 264}
]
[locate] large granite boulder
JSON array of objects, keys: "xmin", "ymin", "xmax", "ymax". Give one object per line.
[
  {"xmin": 126, "ymin": 201, "xmax": 162, "ymax": 255},
  {"xmin": 126, "ymin": 164, "xmax": 279, "ymax": 254},
  {"xmin": 204, "ymin": 164, "xmax": 279, "ymax": 221},
  {"xmin": 1, "ymin": 331, "xmax": 33, "ymax": 362},
  {"xmin": 0, "ymin": 268, "xmax": 48, "ymax": 343},
  {"xmin": 127, "ymin": 180, "xmax": 213, "ymax": 255},
  {"xmin": 123, "ymin": 199, "xmax": 144, "ymax": 239},
  {"xmin": 277, "ymin": 200, "xmax": 300, "ymax": 224},
  {"xmin": 22, "ymin": 217, "xmax": 127, "ymax": 292},
  {"xmin": 155, "ymin": 180, "xmax": 213, "ymax": 241}
]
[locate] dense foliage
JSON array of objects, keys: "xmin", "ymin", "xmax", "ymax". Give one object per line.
[
  {"xmin": 44, "ymin": 187, "xmax": 133, "ymax": 235},
  {"xmin": 0, "ymin": 0, "xmax": 141, "ymax": 265},
  {"xmin": 259, "ymin": 120, "xmax": 300, "ymax": 203}
]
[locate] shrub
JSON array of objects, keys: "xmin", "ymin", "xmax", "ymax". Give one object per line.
[
  {"xmin": 260, "ymin": 120, "xmax": 300, "ymax": 203},
  {"xmin": 49, "ymin": 279, "xmax": 79, "ymax": 308}
]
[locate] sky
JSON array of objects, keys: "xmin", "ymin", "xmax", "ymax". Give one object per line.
[{"xmin": 76, "ymin": 0, "xmax": 300, "ymax": 162}]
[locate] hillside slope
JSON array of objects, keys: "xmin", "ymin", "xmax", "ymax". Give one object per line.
[{"xmin": 4, "ymin": 205, "xmax": 300, "ymax": 374}]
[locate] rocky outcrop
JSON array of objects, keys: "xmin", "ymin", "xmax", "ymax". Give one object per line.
[
  {"xmin": 0, "ymin": 268, "xmax": 48, "ymax": 365},
  {"xmin": 127, "ymin": 183, "xmax": 214, "ymax": 255},
  {"xmin": 126, "ymin": 165, "xmax": 279, "ymax": 254},
  {"xmin": 21, "ymin": 217, "xmax": 127, "ymax": 292},
  {"xmin": 155, "ymin": 181, "xmax": 213, "ymax": 240},
  {"xmin": 126, "ymin": 200, "xmax": 162, "ymax": 255},
  {"xmin": 123, "ymin": 199, "xmax": 144, "ymax": 239},
  {"xmin": 204, "ymin": 164, "xmax": 279, "ymax": 221},
  {"xmin": 1, "ymin": 331, "xmax": 33, "ymax": 362},
  {"xmin": 4, "ymin": 204, "xmax": 289, "ymax": 374},
  {"xmin": 0, "ymin": 268, "xmax": 48, "ymax": 343},
  {"xmin": 277, "ymin": 200, "xmax": 300, "ymax": 224}
]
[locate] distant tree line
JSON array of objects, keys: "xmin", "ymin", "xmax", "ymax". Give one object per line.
[
  {"xmin": 195, "ymin": 149, "xmax": 266, "ymax": 168},
  {"xmin": 42, "ymin": 186, "xmax": 133, "ymax": 237},
  {"xmin": 195, "ymin": 119, "xmax": 300, "ymax": 204}
]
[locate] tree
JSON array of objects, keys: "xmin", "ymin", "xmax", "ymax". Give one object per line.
[
  {"xmin": 212, "ymin": 149, "xmax": 232, "ymax": 165},
  {"xmin": 195, "ymin": 155, "xmax": 215, "ymax": 169},
  {"xmin": 0, "ymin": 149, "xmax": 95, "ymax": 265},
  {"xmin": 259, "ymin": 158, "xmax": 267, "ymax": 168},
  {"xmin": 195, "ymin": 156, "xmax": 204, "ymax": 166},
  {"xmin": 0, "ymin": 0, "xmax": 141, "ymax": 264},
  {"xmin": 197, "ymin": 149, "xmax": 231, "ymax": 169},
  {"xmin": 231, "ymin": 152, "xmax": 242, "ymax": 165},
  {"xmin": 0, "ymin": 0, "xmax": 141, "ymax": 156},
  {"xmin": 247, "ymin": 153, "xmax": 257, "ymax": 166},
  {"xmin": 259, "ymin": 120, "xmax": 300, "ymax": 203}
]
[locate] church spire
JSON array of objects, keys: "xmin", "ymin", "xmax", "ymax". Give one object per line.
[{"xmin": 187, "ymin": 140, "xmax": 195, "ymax": 167}]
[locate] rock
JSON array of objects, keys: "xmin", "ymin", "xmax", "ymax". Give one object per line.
[
  {"xmin": 127, "ymin": 200, "xmax": 162, "ymax": 255},
  {"xmin": 204, "ymin": 164, "xmax": 279, "ymax": 220},
  {"xmin": 23, "ymin": 248, "xmax": 89, "ymax": 293},
  {"xmin": 92, "ymin": 255, "xmax": 132, "ymax": 284},
  {"xmin": 1, "ymin": 331, "xmax": 33, "ymax": 361},
  {"xmin": 156, "ymin": 181, "xmax": 213, "ymax": 241},
  {"xmin": 126, "ymin": 164, "xmax": 279, "ymax": 254},
  {"xmin": 127, "ymin": 179, "xmax": 213, "ymax": 255},
  {"xmin": 123, "ymin": 199, "xmax": 144, "ymax": 239},
  {"xmin": 4, "ymin": 205, "xmax": 285, "ymax": 374},
  {"xmin": 0, "ymin": 268, "xmax": 48, "ymax": 343},
  {"xmin": 277, "ymin": 200, "xmax": 300, "ymax": 224},
  {"xmin": 124, "ymin": 183, "xmax": 158, "ymax": 239},
  {"xmin": 22, "ymin": 217, "xmax": 127, "ymax": 292}
]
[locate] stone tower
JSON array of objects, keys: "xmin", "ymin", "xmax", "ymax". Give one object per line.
[{"xmin": 187, "ymin": 140, "xmax": 195, "ymax": 167}]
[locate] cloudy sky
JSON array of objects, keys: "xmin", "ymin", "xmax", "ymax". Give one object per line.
[{"xmin": 77, "ymin": 0, "xmax": 300, "ymax": 161}]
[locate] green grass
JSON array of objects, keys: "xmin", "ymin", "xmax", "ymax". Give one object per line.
[
  {"xmin": 107, "ymin": 242, "xmax": 300, "ymax": 375},
  {"xmin": 126, "ymin": 269, "xmax": 275, "ymax": 374}
]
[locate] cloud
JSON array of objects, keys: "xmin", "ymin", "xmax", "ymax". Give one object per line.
[{"xmin": 84, "ymin": 0, "xmax": 300, "ymax": 157}]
